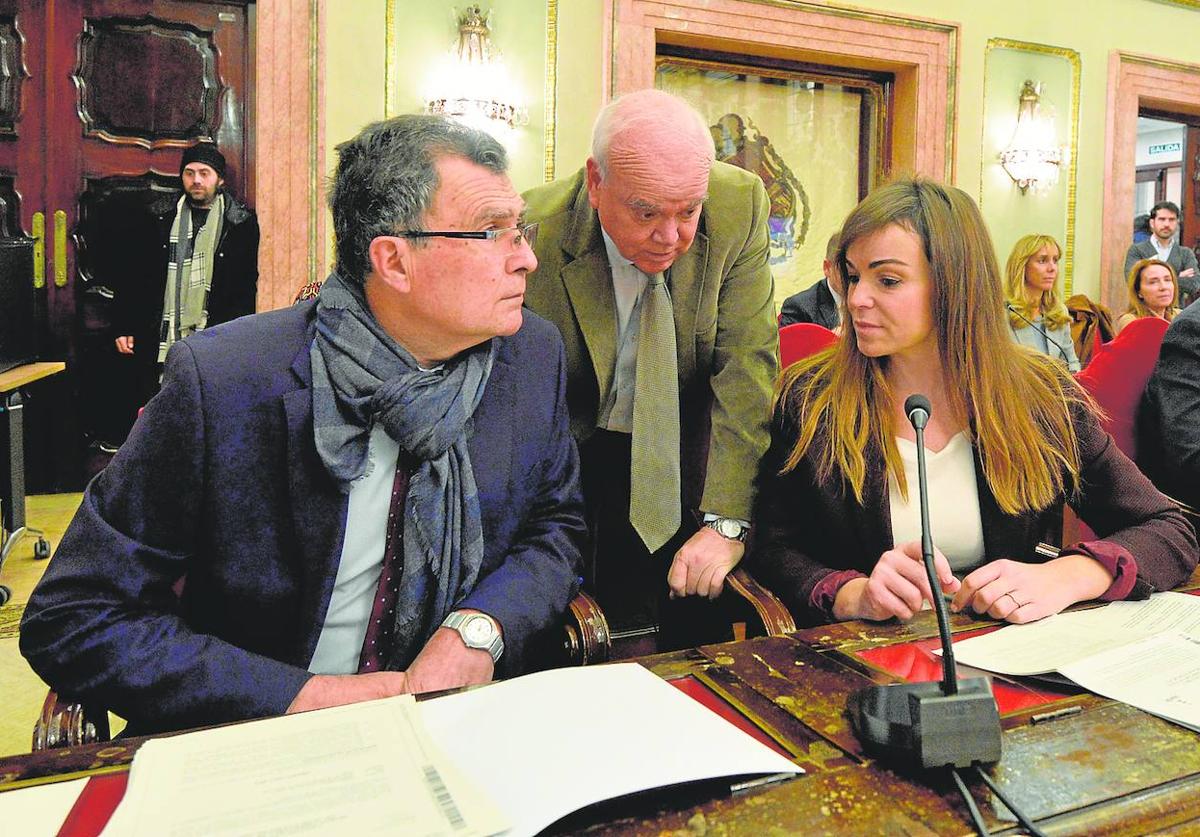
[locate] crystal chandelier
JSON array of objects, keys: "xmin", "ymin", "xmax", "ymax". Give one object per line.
[
  {"xmin": 998, "ymin": 80, "xmax": 1064, "ymax": 194},
  {"xmin": 425, "ymin": 6, "xmax": 528, "ymax": 144}
]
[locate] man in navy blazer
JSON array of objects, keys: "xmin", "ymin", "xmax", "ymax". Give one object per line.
[
  {"xmin": 21, "ymin": 116, "xmax": 585, "ymax": 735},
  {"xmin": 778, "ymin": 233, "xmax": 842, "ymax": 330}
]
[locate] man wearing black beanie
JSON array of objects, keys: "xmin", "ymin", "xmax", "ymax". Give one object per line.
[{"xmin": 109, "ymin": 142, "xmax": 260, "ymax": 447}]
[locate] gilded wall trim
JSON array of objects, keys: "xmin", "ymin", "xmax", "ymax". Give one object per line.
[
  {"xmin": 1151, "ymin": 0, "xmax": 1200, "ymax": 9},
  {"xmin": 983, "ymin": 38, "xmax": 1081, "ymax": 297},
  {"xmin": 310, "ymin": 0, "xmax": 322, "ymax": 282},
  {"xmin": 385, "ymin": 0, "xmax": 396, "ymax": 117},
  {"xmin": 543, "ymin": 0, "xmax": 558, "ymax": 182}
]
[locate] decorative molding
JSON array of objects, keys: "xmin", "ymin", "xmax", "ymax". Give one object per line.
[
  {"xmin": 543, "ymin": 0, "xmax": 558, "ymax": 182},
  {"xmin": 983, "ymin": 38, "xmax": 1081, "ymax": 298},
  {"xmin": 309, "ymin": 0, "xmax": 322, "ymax": 283},
  {"xmin": 254, "ymin": 0, "xmax": 324, "ymax": 310},
  {"xmin": 385, "ymin": 0, "xmax": 396, "ymax": 117},
  {"xmin": 1101, "ymin": 51, "xmax": 1200, "ymax": 307},
  {"xmin": 604, "ymin": 0, "xmax": 958, "ymax": 181},
  {"xmin": 1151, "ymin": 0, "xmax": 1200, "ymax": 9}
]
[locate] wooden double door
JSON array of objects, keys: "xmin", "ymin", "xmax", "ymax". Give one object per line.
[{"xmin": 0, "ymin": 0, "xmax": 253, "ymax": 490}]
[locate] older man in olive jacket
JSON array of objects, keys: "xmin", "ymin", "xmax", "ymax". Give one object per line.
[{"xmin": 523, "ymin": 90, "xmax": 778, "ymax": 650}]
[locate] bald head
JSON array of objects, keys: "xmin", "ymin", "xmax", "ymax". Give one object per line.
[
  {"xmin": 585, "ymin": 90, "xmax": 715, "ymax": 274},
  {"xmin": 591, "ymin": 90, "xmax": 715, "ymax": 179}
]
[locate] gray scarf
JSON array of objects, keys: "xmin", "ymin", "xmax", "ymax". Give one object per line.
[{"xmin": 310, "ymin": 271, "xmax": 496, "ymax": 669}]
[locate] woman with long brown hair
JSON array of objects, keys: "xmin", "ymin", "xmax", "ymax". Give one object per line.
[
  {"xmin": 750, "ymin": 179, "xmax": 1195, "ymax": 626},
  {"xmin": 1115, "ymin": 258, "xmax": 1180, "ymax": 334}
]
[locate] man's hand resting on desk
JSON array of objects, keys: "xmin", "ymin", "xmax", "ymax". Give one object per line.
[
  {"xmin": 833, "ymin": 540, "xmax": 960, "ymax": 622},
  {"xmin": 667, "ymin": 526, "xmax": 745, "ymax": 599},
  {"xmin": 286, "ymin": 624, "xmax": 496, "ymax": 713}
]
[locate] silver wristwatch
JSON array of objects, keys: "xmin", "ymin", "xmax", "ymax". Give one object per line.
[
  {"xmin": 705, "ymin": 517, "xmax": 749, "ymax": 543},
  {"xmin": 442, "ymin": 611, "xmax": 504, "ymax": 663}
]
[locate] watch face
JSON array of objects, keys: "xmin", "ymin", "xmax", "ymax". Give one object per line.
[
  {"xmin": 462, "ymin": 615, "xmax": 495, "ymax": 645},
  {"xmin": 712, "ymin": 518, "xmax": 742, "ymax": 538}
]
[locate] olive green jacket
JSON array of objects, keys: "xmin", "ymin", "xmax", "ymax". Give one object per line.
[{"xmin": 522, "ymin": 161, "xmax": 778, "ymax": 521}]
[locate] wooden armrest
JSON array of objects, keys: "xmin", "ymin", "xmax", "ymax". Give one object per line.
[
  {"xmin": 32, "ymin": 690, "xmax": 110, "ymax": 752},
  {"xmin": 725, "ymin": 566, "xmax": 796, "ymax": 637},
  {"xmin": 560, "ymin": 589, "xmax": 611, "ymax": 666}
]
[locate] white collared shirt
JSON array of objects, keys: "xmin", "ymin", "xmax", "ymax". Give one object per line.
[
  {"xmin": 597, "ymin": 229, "xmax": 652, "ymax": 432},
  {"xmin": 1153, "ymin": 236, "xmax": 1174, "ymax": 262},
  {"xmin": 309, "ymin": 423, "xmax": 399, "ymax": 674}
]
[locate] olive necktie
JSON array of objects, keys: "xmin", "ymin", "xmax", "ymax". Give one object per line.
[{"xmin": 629, "ymin": 272, "xmax": 681, "ymax": 553}]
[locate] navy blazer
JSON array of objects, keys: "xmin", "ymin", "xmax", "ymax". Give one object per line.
[
  {"xmin": 1139, "ymin": 301, "xmax": 1200, "ymax": 509},
  {"xmin": 779, "ymin": 278, "xmax": 838, "ymax": 330},
  {"xmin": 21, "ymin": 301, "xmax": 586, "ymax": 735}
]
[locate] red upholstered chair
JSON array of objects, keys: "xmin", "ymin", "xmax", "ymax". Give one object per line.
[
  {"xmin": 1066, "ymin": 316, "xmax": 1170, "ymax": 543},
  {"xmin": 1073, "ymin": 316, "xmax": 1170, "ymax": 460},
  {"xmin": 778, "ymin": 323, "xmax": 837, "ymax": 368}
]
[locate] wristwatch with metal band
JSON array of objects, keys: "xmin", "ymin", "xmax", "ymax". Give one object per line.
[
  {"xmin": 704, "ymin": 517, "xmax": 749, "ymax": 543},
  {"xmin": 442, "ymin": 610, "xmax": 504, "ymax": 663}
]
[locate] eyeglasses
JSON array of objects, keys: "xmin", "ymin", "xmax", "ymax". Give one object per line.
[{"xmin": 394, "ymin": 222, "xmax": 539, "ymax": 250}]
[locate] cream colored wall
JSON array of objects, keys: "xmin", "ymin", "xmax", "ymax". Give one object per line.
[{"xmin": 322, "ymin": 0, "xmax": 1200, "ymax": 301}]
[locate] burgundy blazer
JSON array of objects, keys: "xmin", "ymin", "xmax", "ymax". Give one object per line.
[{"xmin": 749, "ymin": 399, "xmax": 1198, "ymax": 626}]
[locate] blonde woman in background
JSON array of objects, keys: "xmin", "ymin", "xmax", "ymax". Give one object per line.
[
  {"xmin": 750, "ymin": 179, "xmax": 1195, "ymax": 627},
  {"xmin": 1004, "ymin": 234, "xmax": 1081, "ymax": 372},
  {"xmin": 1115, "ymin": 258, "xmax": 1180, "ymax": 334}
]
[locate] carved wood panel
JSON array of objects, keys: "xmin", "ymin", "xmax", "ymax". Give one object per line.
[
  {"xmin": 75, "ymin": 171, "xmax": 178, "ymax": 288},
  {"xmin": 0, "ymin": 15, "xmax": 25, "ymax": 137},
  {"xmin": 73, "ymin": 15, "xmax": 223, "ymax": 147}
]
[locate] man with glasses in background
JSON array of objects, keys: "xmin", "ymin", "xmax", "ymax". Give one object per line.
[{"xmin": 22, "ymin": 115, "xmax": 586, "ymax": 735}]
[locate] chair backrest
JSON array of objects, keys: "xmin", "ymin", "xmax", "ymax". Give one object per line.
[
  {"xmin": 1073, "ymin": 315, "xmax": 1170, "ymax": 459},
  {"xmin": 779, "ymin": 322, "xmax": 837, "ymax": 369}
]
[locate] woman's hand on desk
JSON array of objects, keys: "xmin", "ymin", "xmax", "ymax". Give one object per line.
[
  {"xmin": 833, "ymin": 540, "xmax": 960, "ymax": 622},
  {"xmin": 951, "ymin": 554, "xmax": 1112, "ymax": 623}
]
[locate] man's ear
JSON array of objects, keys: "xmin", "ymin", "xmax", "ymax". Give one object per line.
[
  {"xmin": 368, "ymin": 235, "xmax": 414, "ymax": 293},
  {"xmin": 585, "ymin": 158, "xmax": 603, "ymax": 210}
]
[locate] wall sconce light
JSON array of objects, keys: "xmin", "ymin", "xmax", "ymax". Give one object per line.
[
  {"xmin": 998, "ymin": 80, "xmax": 1063, "ymax": 194},
  {"xmin": 425, "ymin": 5, "xmax": 528, "ymax": 144}
]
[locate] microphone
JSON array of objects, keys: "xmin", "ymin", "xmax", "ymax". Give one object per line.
[
  {"xmin": 848, "ymin": 394, "xmax": 1002, "ymax": 769},
  {"xmin": 1006, "ymin": 302, "xmax": 1071, "ymax": 365}
]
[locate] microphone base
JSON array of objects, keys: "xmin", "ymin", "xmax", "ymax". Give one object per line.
[{"xmin": 849, "ymin": 678, "xmax": 1002, "ymax": 769}]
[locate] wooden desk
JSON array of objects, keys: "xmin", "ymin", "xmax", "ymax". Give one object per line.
[
  {"xmin": 3, "ymin": 581, "xmax": 1199, "ymax": 835},
  {"xmin": 0, "ymin": 362, "xmax": 65, "ymax": 601}
]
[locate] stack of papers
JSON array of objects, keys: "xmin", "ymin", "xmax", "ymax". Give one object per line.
[
  {"xmin": 100, "ymin": 663, "xmax": 802, "ymax": 837},
  {"xmin": 947, "ymin": 592, "xmax": 1200, "ymax": 729}
]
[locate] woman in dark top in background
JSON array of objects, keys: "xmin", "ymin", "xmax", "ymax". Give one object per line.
[{"xmin": 750, "ymin": 179, "xmax": 1195, "ymax": 627}]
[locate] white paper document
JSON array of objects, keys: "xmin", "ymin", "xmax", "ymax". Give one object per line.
[
  {"xmin": 419, "ymin": 663, "xmax": 803, "ymax": 837},
  {"xmin": 101, "ymin": 694, "xmax": 507, "ymax": 837},
  {"xmin": 948, "ymin": 592, "xmax": 1200, "ymax": 675},
  {"xmin": 1058, "ymin": 633, "xmax": 1200, "ymax": 729},
  {"xmin": 0, "ymin": 777, "xmax": 87, "ymax": 837},
  {"xmin": 946, "ymin": 592, "xmax": 1200, "ymax": 729}
]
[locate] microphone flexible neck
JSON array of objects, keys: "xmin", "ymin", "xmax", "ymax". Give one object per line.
[{"xmin": 1006, "ymin": 302, "xmax": 1070, "ymax": 364}]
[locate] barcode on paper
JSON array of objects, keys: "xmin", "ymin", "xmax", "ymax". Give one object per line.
[{"xmin": 423, "ymin": 764, "xmax": 466, "ymax": 830}]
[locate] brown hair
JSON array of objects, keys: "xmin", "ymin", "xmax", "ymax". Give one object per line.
[
  {"xmin": 777, "ymin": 178, "xmax": 1088, "ymax": 514},
  {"xmin": 1126, "ymin": 258, "xmax": 1180, "ymax": 321}
]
